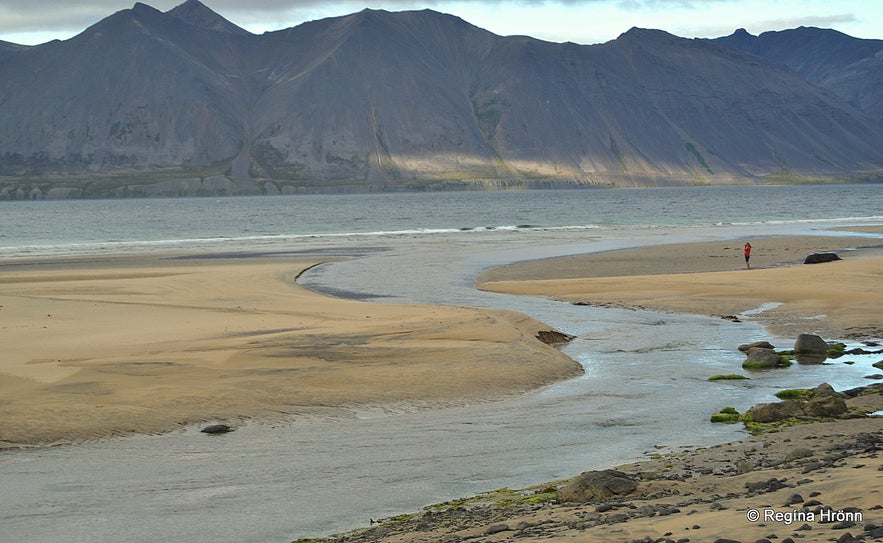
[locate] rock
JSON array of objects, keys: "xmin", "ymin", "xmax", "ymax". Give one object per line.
[
  {"xmin": 811, "ymin": 383, "xmax": 841, "ymax": 397},
  {"xmin": 536, "ymin": 330, "xmax": 576, "ymax": 346},
  {"xmin": 738, "ymin": 341, "xmax": 775, "ymax": 352},
  {"xmin": 748, "ymin": 400, "xmax": 804, "ymax": 423},
  {"xmin": 804, "ymin": 253, "xmax": 842, "ymax": 264},
  {"xmin": 785, "ymin": 493, "xmax": 804, "ymax": 505},
  {"xmin": 200, "ymin": 423, "xmax": 233, "ymax": 434},
  {"xmin": 794, "ymin": 334, "xmax": 829, "ymax": 354},
  {"xmin": 804, "ymin": 394, "xmax": 847, "ymax": 417},
  {"xmin": 558, "ymin": 469, "xmax": 638, "ymax": 502},
  {"xmin": 485, "ymin": 524, "xmax": 510, "ymax": 535},
  {"xmin": 743, "ymin": 347, "xmax": 787, "ymax": 369},
  {"xmin": 785, "ymin": 448, "xmax": 814, "ymax": 461},
  {"xmin": 746, "ymin": 478, "xmax": 786, "ymax": 493}
]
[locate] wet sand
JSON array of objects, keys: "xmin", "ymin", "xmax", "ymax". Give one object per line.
[{"xmin": 0, "ymin": 256, "xmax": 581, "ymax": 448}]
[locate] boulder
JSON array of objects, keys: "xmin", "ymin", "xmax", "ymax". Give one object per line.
[
  {"xmin": 794, "ymin": 334, "xmax": 828, "ymax": 354},
  {"xmin": 748, "ymin": 400, "xmax": 804, "ymax": 423},
  {"xmin": 558, "ymin": 469, "xmax": 638, "ymax": 503},
  {"xmin": 804, "ymin": 253, "xmax": 842, "ymax": 264},
  {"xmin": 743, "ymin": 347, "xmax": 786, "ymax": 369},
  {"xmin": 811, "ymin": 383, "xmax": 841, "ymax": 397},
  {"xmin": 738, "ymin": 341, "xmax": 776, "ymax": 352},
  {"xmin": 200, "ymin": 423, "xmax": 233, "ymax": 434},
  {"xmin": 536, "ymin": 329, "xmax": 576, "ymax": 346},
  {"xmin": 804, "ymin": 394, "xmax": 847, "ymax": 417}
]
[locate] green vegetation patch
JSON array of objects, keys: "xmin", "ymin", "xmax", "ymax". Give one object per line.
[
  {"xmin": 775, "ymin": 388, "xmax": 812, "ymax": 400},
  {"xmin": 708, "ymin": 374, "xmax": 750, "ymax": 381},
  {"xmin": 710, "ymin": 407, "xmax": 742, "ymax": 423},
  {"xmin": 685, "ymin": 142, "xmax": 713, "ymax": 174}
]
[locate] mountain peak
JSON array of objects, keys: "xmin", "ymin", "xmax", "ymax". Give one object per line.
[
  {"xmin": 619, "ymin": 27, "xmax": 679, "ymax": 42},
  {"xmin": 166, "ymin": 0, "xmax": 252, "ymax": 36}
]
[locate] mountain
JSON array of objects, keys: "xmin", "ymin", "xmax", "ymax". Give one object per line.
[
  {"xmin": 0, "ymin": 1, "xmax": 881, "ymax": 198},
  {"xmin": 712, "ymin": 27, "xmax": 883, "ymax": 127}
]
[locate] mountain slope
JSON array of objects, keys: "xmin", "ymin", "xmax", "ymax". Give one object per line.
[
  {"xmin": 0, "ymin": 2, "xmax": 881, "ymax": 198},
  {"xmin": 712, "ymin": 27, "xmax": 883, "ymax": 126}
]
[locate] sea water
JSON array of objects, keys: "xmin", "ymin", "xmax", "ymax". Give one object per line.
[{"xmin": 0, "ymin": 185, "xmax": 882, "ymax": 542}]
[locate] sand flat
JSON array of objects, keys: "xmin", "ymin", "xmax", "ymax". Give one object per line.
[
  {"xmin": 0, "ymin": 257, "xmax": 581, "ymax": 447},
  {"xmin": 479, "ymin": 234, "xmax": 883, "ymax": 339}
]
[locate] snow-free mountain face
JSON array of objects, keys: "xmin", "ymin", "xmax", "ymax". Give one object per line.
[{"xmin": 1, "ymin": 1, "xmax": 881, "ymax": 198}]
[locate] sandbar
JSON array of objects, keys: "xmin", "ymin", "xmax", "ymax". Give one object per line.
[
  {"xmin": 478, "ymin": 232, "xmax": 883, "ymax": 339},
  {"xmin": 0, "ymin": 256, "xmax": 581, "ymax": 448}
]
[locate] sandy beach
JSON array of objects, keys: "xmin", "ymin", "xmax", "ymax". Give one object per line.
[
  {"xmin": 0, "ymin": 256, "xmax": 581, "ymax": 448},
  {"xmin": 478, "ymin": 232, "xmax": 883, "ymax": 340},
  {"xmin": 3, "ymin": 226, "xmax": 882, "ymax": 543}
]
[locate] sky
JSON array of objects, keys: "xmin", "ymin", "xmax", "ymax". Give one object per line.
[{"xmin": 0, "ymin": 0, "xmax": 881, "ymax": 47}]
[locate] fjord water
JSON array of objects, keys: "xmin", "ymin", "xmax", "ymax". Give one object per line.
[
  {"xmin": 1, "ymin": 185, "xmax": 882, "ymax": 543},
  {"xmin": 1, "ymin": 184, "xmax": 881, "ymax": 260}
]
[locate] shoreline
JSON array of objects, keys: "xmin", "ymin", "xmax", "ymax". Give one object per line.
[
  {"xmin": 302, "ymin": 386, "xmax": 883, "ymax": 543},
  {"xmin": 305, "ymin": 228, "xmax": 883, "ymax": 542},
  {"xmin": 478, "ymin": 232, "xmax": 883, "ymax": 340},
  {"xmin": 4, "ymin": 228, "xmax": 883, "ymax": 542}
]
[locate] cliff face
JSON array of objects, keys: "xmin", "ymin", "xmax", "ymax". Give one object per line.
[{"xmin": 1, "ymin": 1, "xmax": 881, "ymax": 198}]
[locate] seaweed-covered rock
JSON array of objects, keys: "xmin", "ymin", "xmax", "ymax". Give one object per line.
[
  {"xmin": 558, "ymin": 470, "xmax": 638, "ymax": 502},
  {"xmin": 743, "ymin": 347, "xmax": 788, "ymax": 369},
  {"xmin": 738, "ymin": 341, "xmax": 776, "ymax": 352}
]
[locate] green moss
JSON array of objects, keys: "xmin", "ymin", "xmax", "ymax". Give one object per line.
[
  {"xmin": 775, "ymin": 388, "xmax": 811, "ymax": 400},
  {"xmin": 742, "ymin": 356, "xmax": 792, "ymax": 370},
  {"xmin": 710, "ymin": 407, "xmax": 743, "ymax": 423},
  {"xmin": 710, "ymin": 413, "xmax": 741, "ymax": 423},
  {"xmin": 708, "ymin": 374, "xmax": 749, "ymax": 381},
  {"xmin": 826, "ymin": 343, "xmax": 847, "ymax": 358},
  {"xmin": 523, "ymin": 492, "xmax": 557, "ymax": 505}
]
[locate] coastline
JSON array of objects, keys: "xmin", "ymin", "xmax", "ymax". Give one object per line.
[
  {"xmin": 309, "ymin": 228, "xmax": 883, "ymax": 543},
  {"xmin": 0, "ymin": 255, "xmax": 581, "ymax": 448},
  {"xmin": 3, "ymin": 227, "xmax": 882, "ymax": 543},
  {"xmin": 303, "ymin": 389, "xmax": 883, "ymax": 543}
]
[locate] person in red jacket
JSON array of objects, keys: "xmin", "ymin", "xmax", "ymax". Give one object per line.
[{"xmin": 744, "ymin": 242, "xmax": 752, "ymax": 269}]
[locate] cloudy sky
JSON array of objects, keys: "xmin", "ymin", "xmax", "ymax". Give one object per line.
[{"xmin": 1, "ymin": 0, "xmax": 881, "ymax": 46}]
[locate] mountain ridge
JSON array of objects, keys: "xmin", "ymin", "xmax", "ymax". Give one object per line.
[{"xmin": 0, "ymin": 2, "xmax": 881, "ymax": 199}]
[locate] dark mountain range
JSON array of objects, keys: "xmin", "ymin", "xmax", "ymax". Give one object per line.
[
  {"xmin": 712, "ymin": 27, "xmax": 883, "ymax": 127},
  {"xmin": 0, "ymin": 0, "xmax": 881, "ymax": 198}
]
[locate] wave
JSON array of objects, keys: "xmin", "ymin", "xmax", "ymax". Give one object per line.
[{"xmin": 1, "ymin": 214, "xmax": 880, "ymax": 260}]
